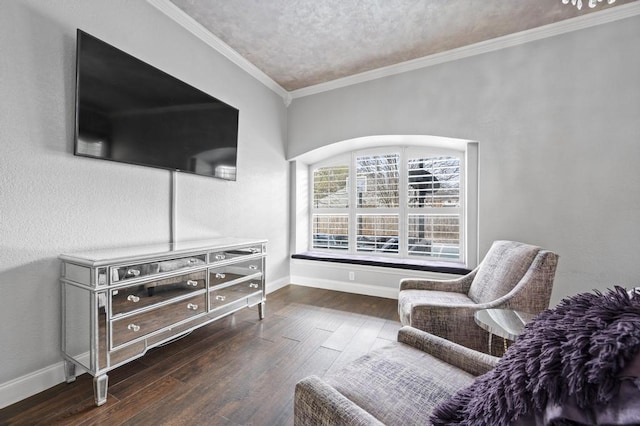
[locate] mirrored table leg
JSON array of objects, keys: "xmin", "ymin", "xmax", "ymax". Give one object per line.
[
  {"xmin": 93, "ymin": 374, "xmax": 108, "ymax": 406},
  {"xmin": 64, "ymin": 360, "xmax": 76, "ymax": 383},
  {"xmin": 258, "ymin": 301, "xmax": 265, "ymax": 320}
]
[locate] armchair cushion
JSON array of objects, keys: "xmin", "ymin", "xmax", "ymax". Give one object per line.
[
  {"xmin": 431, "ymin": 287, "xmax": 640, "ymax": 425},
  {"xmin": 398, "ymin": 290, "xmax": 475, "ymax": 326},
  {"xmin": 399, "ymin": 269, "xmax": 476, "ymax": 293}
]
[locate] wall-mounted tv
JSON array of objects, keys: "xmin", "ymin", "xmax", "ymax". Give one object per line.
[{"xmin": 74, "ymin": 30, "xmax": 239, "ymax": 181}]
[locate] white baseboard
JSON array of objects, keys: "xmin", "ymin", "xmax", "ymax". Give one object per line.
[
  {"xmin": 290, "ymin": 276, "xmax": 399, "ymax": 299},
  {"xmin": 0, "ymin": 361, "xmax": 67, "ymax": 410},
  {"xmin": 265, "ymin": 276, "xmax": 290, "ymax": 295}
]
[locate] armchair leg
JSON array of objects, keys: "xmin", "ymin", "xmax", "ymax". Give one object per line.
[{"xmin": 488, "ymin": 333, "xmax": 493, "ymax": 355}]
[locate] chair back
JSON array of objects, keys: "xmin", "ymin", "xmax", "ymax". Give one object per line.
[{"xmin": 468, "ymin": 241, "xmax": 544, "ymax": 304}]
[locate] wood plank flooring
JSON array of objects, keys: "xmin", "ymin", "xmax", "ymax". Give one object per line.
[{"xmin": 0, "ymin": 285, "xmax": 401, "ymax": 426}]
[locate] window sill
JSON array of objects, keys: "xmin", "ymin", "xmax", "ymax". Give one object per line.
[{"xmin": 291, "ymin": 251, "xmax": 471, "ymax": 275}]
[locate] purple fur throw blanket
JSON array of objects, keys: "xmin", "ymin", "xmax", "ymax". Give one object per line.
[{"xmin": 431, "ymin": 287, "xmax": 640, "ymax": 425}]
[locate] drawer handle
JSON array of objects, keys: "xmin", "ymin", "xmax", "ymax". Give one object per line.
[
  {"xmin": 187, "ymin": 303, "xmax": 199, "ymax": 311},
  {"xmin": 127, "ymin": 295, "xmax": 140, "ymax": 303},
  {"xmin": 249, "ymin": 283, "xmax": 259, "ymax": 289},
  {"xmin": 249, "ymin": 265, "xmax": 258, "ymax": 270},
  {"xmin": 127, "ymin": 269, "xmax": 140, "ymax": 277},
  {"xmin": 188, "ymin": 259, "xmax": 197, "ymax": 263},
  {"xmin": 215, "ymin": 254, "xmax": 226, "ymax": 260},
  {"xmin": 249, "ymin": 248, "xmax": 260, "ymax": 253},
  {"xmin": 127, "ymin": 324, "xmax": 141, "ymax": 332},
  {"xmin": 215, "ymin": 273, "xmax": 226, "ymax": 279},
  {"xmin": 215, "ymin": 295, "xmax": 226, "ymax": 301},
  {"xmin": 186, "ymin": 280, "xmax": 198, "ymax": 287}
]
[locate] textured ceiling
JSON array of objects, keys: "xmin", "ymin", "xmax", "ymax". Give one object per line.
[{"xmin": 170, "ymin": 0, "xmax": 637, "ymax": 91}]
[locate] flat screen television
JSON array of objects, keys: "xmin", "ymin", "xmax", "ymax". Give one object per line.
[{"xmin": 74, "ymin": 30, "xmax": 239, "ymax": 180}]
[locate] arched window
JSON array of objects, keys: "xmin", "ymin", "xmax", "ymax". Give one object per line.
[{"xmin": 311, "ymin": 147, "xmax": 465, "ymax": 262}]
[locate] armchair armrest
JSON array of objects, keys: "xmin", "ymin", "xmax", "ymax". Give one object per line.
[
  {"xmin": 403, "ymin": 303, "xmax": 501, "ymax": 355},
  {"xmin": 295, "ymin": 376, "xmax": 384, "ymax": 425},
  {"xmin": 399, "ymin": 268, "xmax": 477, "ymax": 293},
  {"xmin": 398, "ymin": 326, "xmax": 499, "ymax": 376}
]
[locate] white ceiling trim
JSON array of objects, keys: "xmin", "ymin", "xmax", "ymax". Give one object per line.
[
  {"xmin": 147, "ymin": 0, "xmax": 291, "ymax": 103},
  {"xmin": 149, "ymin": 0, "xmax": 640, "ymax": 104},
  {"xmin": 289, "ymin": 1, "xmax": 640, "ymax": 99}
]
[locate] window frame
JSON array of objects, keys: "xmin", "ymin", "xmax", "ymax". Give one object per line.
[{"xmin": 310, "ymin": 146, "xmax": 466, "ymax": 264}]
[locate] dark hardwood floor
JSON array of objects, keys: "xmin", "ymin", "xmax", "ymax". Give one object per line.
[{"xmin": 0, "ymin": 285, "xmax": 401, "ymax": 426}]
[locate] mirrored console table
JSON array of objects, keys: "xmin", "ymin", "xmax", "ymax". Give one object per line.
[{"xmin": 60, "ymin": 237, "xmax": 266, "ymax": 406}]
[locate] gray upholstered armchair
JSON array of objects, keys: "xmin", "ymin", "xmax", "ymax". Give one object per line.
[
  {"xmin": 295, "ymin": 327, "xmax": 499, "ymax": 425},
  {"xmin": 398, "ymin": 240, "xmax": 558, "ymax": 353}
]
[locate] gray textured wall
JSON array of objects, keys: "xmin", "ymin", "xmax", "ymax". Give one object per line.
[
  {"xmin": 0, "ymin": 0, "xmax": 289, "ymax": 388},
  {"xmin": 288, "ymin": 15, "xmax": 640, "ymax": 305}
]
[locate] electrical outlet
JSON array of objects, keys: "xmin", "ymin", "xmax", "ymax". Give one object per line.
[{"xmin": 349, "ymin": 271, "xmax": 355, "ymax": 281}]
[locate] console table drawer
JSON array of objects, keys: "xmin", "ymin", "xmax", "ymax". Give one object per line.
[
  {"xmin": 111, "ymin": 293, "xmax": 206, "ymax": 347},
  {"xmin": 209, "ymin": 279, "xmax": 263, "ymax": 310},
  {"xmin": 112, "ymin": 254, "xmax": 207, "ymax": 283},
  {"xmin": 209, "ymin": 259, "xmax": 263, "ymax": 287},
  {"xmin": 111, "ymin": 271, "xmax": 206, "ymax": 317},
  {"xmin": 209, "ymin": 245, "xmax": 262, "ymax": 262}
]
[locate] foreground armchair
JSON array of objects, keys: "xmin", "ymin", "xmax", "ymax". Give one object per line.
[
  {"xmin": 294, "ymin": 327, "xmax": 499, "ymax": 425},
  {"xmin": 398, "ymin": 240, "xmax": 558, "ymax": 353},
  {"xmin": 295, "ymin": 288, "xmax": 640, "ymax": 425}
]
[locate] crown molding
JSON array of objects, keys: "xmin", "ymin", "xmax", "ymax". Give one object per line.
[
  {"xmin": 147, "ymin": 0, "xmax": 290, "ymax": 102},
  {"xmin": 289, "ymin": 2, "xmax": 640, "ymax": 99},
  {"xmin": 148, "ymin": 0, "xmax": 640, "ymax": 103}
]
